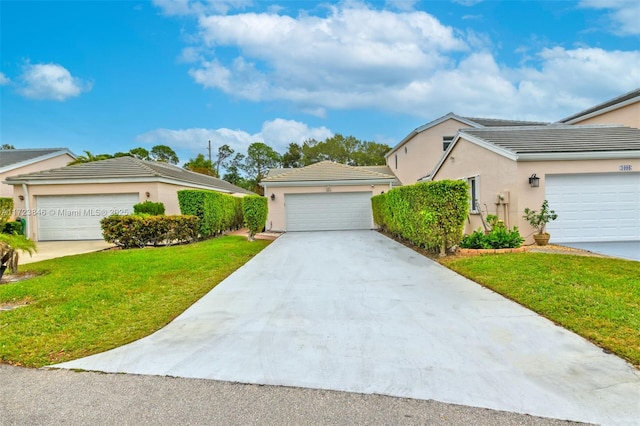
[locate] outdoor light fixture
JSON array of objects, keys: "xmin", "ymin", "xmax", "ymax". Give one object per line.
[
  {"xmin": 18, "ymin": 195, "xmax": 24, "ymax": 201},
  {"xmin": 145, "ymin": 191, "xmax": 151, "ymax": 198},
  {"xmin": 528, "ymin": 173, "xmax": 540, "ymax": 188},
  {"xmin": 270, "ymin": 194, "xmax": 275, "ymax": 201}
]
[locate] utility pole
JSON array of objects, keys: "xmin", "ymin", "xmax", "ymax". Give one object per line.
[{"xmin": 208, "ymin": 140, "xmax": 212, "ymax": 165}]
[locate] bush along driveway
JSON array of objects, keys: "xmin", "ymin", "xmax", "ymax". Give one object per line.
[{"xmin": 54, "ymin": 231, "xmax": 640, "ymax": 426}]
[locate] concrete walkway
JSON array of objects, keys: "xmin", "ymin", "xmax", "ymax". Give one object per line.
[
  {"xmin": 21, "ymin": 240, "xmax": 114, "ymax": 264},
  {"xmin": 54, "ymin": 231, "xmax": 640, "ymax": 425}
]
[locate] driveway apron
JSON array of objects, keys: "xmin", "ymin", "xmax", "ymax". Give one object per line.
[{"xmin": 55, "ymin": 231, "xmax": 640, "ymax": 425}]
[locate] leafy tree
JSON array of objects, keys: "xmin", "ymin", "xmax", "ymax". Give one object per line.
[
  {"xmin": 242, "ymin": 142, "xmax": 282, "ymax": 194},
  {"xmin": 1, "ymin": 144, "xmax": 15, "ymax": 149},
  {"xmin": 150, "ymin": 145, "xmax": 179, "ymax": 164},
  {"xmin": 113, "ymin": 151, "xmax": 132, "ymax": 158},
  {"xmin": 222, "ymin": 153, "xmax": 247, "ymax": 186},
  {"xmin": 215, "ymin": 144, "xmax": 234, "ymax": 176},
  {"xmin": 184, "ymin": 153, "xmax": 216, "ymax": 177},
  {"xmin": 282, "ymin": 142, "xmax": 303, "ymax": 168},
  {"xmin": 129, "ymin": 147, "xmax": 150, "ymax": 160},
  {"xmin": 68, "ymin": 150, "xmax": 113, "ymax": 165}
]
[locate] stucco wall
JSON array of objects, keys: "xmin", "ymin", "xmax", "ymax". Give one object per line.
[
  {"xmin": 432, "ymin": 137, "xmax": 640, "ymax": 243},
  {"xmin": 386, "ymin": 118, "xmax": 471, "ymax": 185},
  {"xmin": 0, "ymin": 154, "xmax": 75, "ymax": 198},
  {"xmin": 264, "ymin": 184, "xmax": 391, "ymax": 232},
  {"xmin": 569, "ymin": 102, "xmax": 640, "ymax": 128}
]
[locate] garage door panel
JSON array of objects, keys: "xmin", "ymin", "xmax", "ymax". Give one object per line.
[
  {"xmin": 285, "ymin": 192, "xmax": 373, "ymax": 232},
  {"xmin": 546, "ymin": 173, "xmax": 640, "ymax": 243},
  {"xmin": 37, "ymin": 194, "xmax": 138, "ymax": 240}
]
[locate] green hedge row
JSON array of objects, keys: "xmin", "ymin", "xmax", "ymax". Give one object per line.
[
  {"xmin": 100, "ymin": 215, "xmax": 199, "ymax": 248},
  {"xmin": 372, "ymin": 180, "xmax": 469, "ymax": 255},
  {"xmin": 242, "ymin": 196, "xmax": 268, "ymax": 240},
  {"xmin": 134, "ymin": 201, "xmax": 165, "ymax": 215},
  {"xmin": 177, "ymin": 190, "xmax": 243, "ymax": 238},
  {"xmin": 0, "ymin": 197, "xmax": 13, "ymax": 230}
]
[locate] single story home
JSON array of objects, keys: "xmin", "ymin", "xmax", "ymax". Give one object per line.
[
  {"xmin": 0, "ymin": 148, "xmax": 76, "ymax": 198},
  {"xmin": 3, "ymin": 156, "xmax": 253, "ymax": 241},
  {"xmin": 430, "ymin": 124, "xmax": 640, "ymax": 244},
  {"xmin": 261, "ymin": 161, "xmax": 397, "ymax": 232}
]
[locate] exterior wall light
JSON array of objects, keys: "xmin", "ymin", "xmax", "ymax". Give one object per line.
[
  {"xmin": 528, "ymin": 174, "xmax": 540, "ymax": 188},
  {"xmin": 270, "ymin": 194, "xmax": 275, "ymax": 201},
  {"xmin": 18, "ymin": 195, "xmax": 24, "ymax": 201},
  {"xmin": 145, "ymin": 191, "xmax": 151, "ymax": 198}
]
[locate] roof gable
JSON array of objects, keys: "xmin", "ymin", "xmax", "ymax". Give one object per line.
[
  {"xmin": 4, "ymin": 156, "xmax": 254, "ymax": 194},
  {"xmin": 559, "ymin": 88, "xmax": 640, "ymax": 124},
  {"xmin": 0, "ymin": 148, "xmax": 76, "ymax": 172},
  {"xmin": 261, "ymin": 161, "xmax": 396, "ymax": 184}
]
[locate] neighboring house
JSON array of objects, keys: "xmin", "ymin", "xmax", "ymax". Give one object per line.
[
  {"xmin": 385, "ymin": 113, "xmax": 547, "ymax": 185},
  {"xmin": 0, "ymin": 148, "xmax": 76, "ymax": 198},
  {"xmin": 3, "ymin": 156, "xmax": 253, "ymax": 241},
  {"xmin": 430, "ymin": 125, "xmax": 640, "ymax": 244},
  {"xmin": 261, "ymin": 161, "xmax": 396, "ymax": 232},
  {"xmin": 559, "ymin": 88, "xmax": 640, "ymax": 128}
]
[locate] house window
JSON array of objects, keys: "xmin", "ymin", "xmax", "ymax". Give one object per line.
[
  {"xmin": 443, "ymin": 136, "xmax": 454, "ymax": 151},
  {"xmin": 468, "ymin": 176, "xmax": 479, "ymax": 213},
  {"xmin": 395, "ymin": 154, "xmax": 398, "ymax": 169}
]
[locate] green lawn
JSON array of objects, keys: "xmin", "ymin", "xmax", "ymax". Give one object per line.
[
  {"xmin": 440, "ymin": 253, "xmax": 640, "ymax": 367},
  {"xmin": 0, "ymin": 236, "xmax": 270, "ymax": 367}
]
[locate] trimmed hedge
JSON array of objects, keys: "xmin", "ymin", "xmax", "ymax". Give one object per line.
[
  {"xmin": 0, "ymin": 197, "xmax": 13, "ymax": 230},
  {"xmin": 133, "ymin": 201, "xmax": 165, "ymax": 216},
  {"xmin": 372, "ymin": 180, "xmax": 469, "ymax": 255},
  {"xmin": 177, "ymin": 190, "xmax": 241, "ymax": 238},
  {"xmin": 242, "ymin": 196, "xmax": 267, "ymax": 240},
  {"xmin": 100, "ymin": 215, "xmax": 199, "ymax": 248}
]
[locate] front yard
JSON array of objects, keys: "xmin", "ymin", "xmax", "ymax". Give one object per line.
[
  {"xmin": 440, "ymin": 252, "xmax": 640, "ymax": 368},
  {"xmin": 0, "ymin": 236, "xmax": 270, "ymax": 367}
]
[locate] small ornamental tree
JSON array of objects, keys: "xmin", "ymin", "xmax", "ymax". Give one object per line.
[
  {"xmin": 242, "ymin": 196, "xmax": 267, "ymax": 241},
  {"xmin": 523, "ymin": 199, "xmax": 558, "ymax": 235}
]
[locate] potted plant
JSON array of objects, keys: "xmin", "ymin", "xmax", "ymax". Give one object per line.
[{"xmin": 523, "ymin": 199, "xmax": 558, "ymax": 246}]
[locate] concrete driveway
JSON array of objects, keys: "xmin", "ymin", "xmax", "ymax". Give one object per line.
[
  {"xmin": 55, "ymin": 231, "xmax": 640, "ymax": 425},
  {"xmin": 21, "ymin": 240, "xmax": 114, "ymax": 264},
  {"xmin": 563, "ymin": 241, "xmax": 640, "ymax": 262}
]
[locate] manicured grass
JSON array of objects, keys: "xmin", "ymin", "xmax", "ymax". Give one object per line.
[
  {"xmin": 440, "ymin": 253, "xmax": 640, "ymax": 367},
  {"xmin": 0, "ymin": 236, "xmax": 270, "ymax": 367}
]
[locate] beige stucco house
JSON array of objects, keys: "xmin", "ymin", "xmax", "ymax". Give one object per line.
[
  {"xmin": 261, "ymin": 161, "xmax": 396, "ymax": 232},
  {"xmin": 3, "ymin": 156, "xmax": 253, "ymax": 241},
  {"xmin": 430, "ymin": 125, "xmax": 640, "ymax": 244},
  {"xmin": 384, "ymin": 113, "xmax": 547, "ymax": 185},
  {"xmin": 0, "ymin": 148, "xmax": 76, "ymax": 198},
  {"xmin": 559, "ymin": 88, "xmax": 640, "ymax": 128}
]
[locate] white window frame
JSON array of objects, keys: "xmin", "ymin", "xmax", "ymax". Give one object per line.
[
  {"xmin": 467, "ymin": 175, "xmax": 480, "ymax": 213},
  {"xmin": 443, "ymin": 135, "xmax": 455, "ymax": 151}
]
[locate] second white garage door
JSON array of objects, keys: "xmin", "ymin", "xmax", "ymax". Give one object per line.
[
  {"xmin": 545, "ymin": 173, "xmax": 640, "ymax": 243},
  {"xmin": 36, "ymin": 194, "xmax": 139, "ymax": 241},
  {"xmin": 285, "ymin": 192, "xmax": 373, "ymax": 231}
]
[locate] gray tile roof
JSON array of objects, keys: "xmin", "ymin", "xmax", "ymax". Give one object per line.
[
  {"xmin": 0, "ymin": 148, "xmax": 74, "ymax": 170},
  {"xmin": 559, "ymin": 88, "xmax": 640, "ymax": 123},
  {"xmin": 4, "ymin": 156, "xmax": 254, "ymax": 194},
  {"xmin": 462, "ymin": 117, "xmax": 549, "ymax": 127},
  {"xmin": 459, "ymin": 124, "xmax": 640, "ymax": 155},
  {"xmin": 261, "ymin": 161, "xmax": 396, "ymax": 183}
]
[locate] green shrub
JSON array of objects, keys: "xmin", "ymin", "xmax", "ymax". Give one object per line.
[
  {"xmin": 3, "ymin": 221, "xmax": 24, "ymax": 235},
  {"xmin": 460, "ymin": 221, "xmax": 524, "ymax": 250},
  {"xmin": 177, "ymin": 190, "xmax": 240, "ymax": 238},
  {"xmin": 133, "ymin": 200, "xmax": 165, "ymax": 216},
  {"xmin": 372, "ymin": 180, "xmax": 468, "ymax": 255},
  {"xmin": 242, "ymin": 196, "xmax": 267, "ymax": 240},
  {"xmin": 100, "ymin": 215, "xmax": 199, "ymax": 248},
  {"xmin": 0, "ymin": 197, "xmax": 13, "ymax": 230}
]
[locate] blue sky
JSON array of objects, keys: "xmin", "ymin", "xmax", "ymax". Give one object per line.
[{"xmin": 1, "ymin": 0, "xmax": 639, "ymax": 168}]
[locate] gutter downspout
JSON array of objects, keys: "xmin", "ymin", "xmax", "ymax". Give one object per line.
[{"xmin": 21, "ymin": 183, "xmax": 30, "ymax": 239}]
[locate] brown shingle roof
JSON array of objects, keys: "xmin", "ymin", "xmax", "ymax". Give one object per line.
[
  {"xmin": 4, "ymin": 156, "xmax": 254, "ymax": 194},
  {"xmin": 261, "ymin": 161, "xmax": 396, "ymax": 183}
]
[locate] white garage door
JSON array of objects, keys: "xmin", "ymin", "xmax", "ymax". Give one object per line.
[
  {"xmin": 36, "ymin": 194, "xmax": 138, "ymax": 241},
  {"xmin": 545, "ymin": 173, "xmax": 640, "ymax": 243},
  {"xmin": 285, "ymin": 192, "xmax": 373, "ymax": 231}
]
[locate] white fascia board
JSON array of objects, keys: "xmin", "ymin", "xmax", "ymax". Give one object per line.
[
  {"xmin": 561, "ymin": 97, "xmax": 640, "ymax": 124},
  {"xmin": 384, "ymin": 113, "xmax": 482, "ymax": 159},
  {"xmin": 260, "ymin": 179, "xmax": 394, "ymax": 187},
  {"xmin": 517, "ymin": 151, "xmax": 640, "ymax": 161},
  {"xmin": 0, "ymin": 149, "xmax": 76, "ymax": 173},
  {"xmin": 5, "ymin": 176, "xmax": 234, "ymax": 193}
]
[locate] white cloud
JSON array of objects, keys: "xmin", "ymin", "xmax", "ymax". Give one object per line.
[
  {"xmin": 579, "ymin": 0, "xmax": 640, "ymax": 36},
  {"xmin": 18, "ymin": 63, "xmax": 92, "ymax": 101},
  {"xmin": 152, "ymin": 0, "xmax": 252, "ymax": 16},
  {"xmin": 0, "ymin": 72, "xmax": 10, "ymax": 85},
  {"xmin": 136, "ymin": 118, "xmax": 333, "ymax": 156}
]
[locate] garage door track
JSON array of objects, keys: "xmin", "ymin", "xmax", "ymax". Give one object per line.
[{"xmin": 55, "ymin": 231, "xmax": 640, "ymax": 425}]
